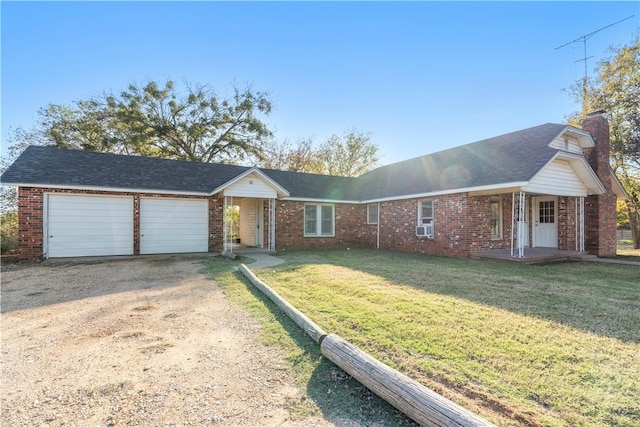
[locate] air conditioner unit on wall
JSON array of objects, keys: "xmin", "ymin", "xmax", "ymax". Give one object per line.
[{"xmin": 416, "ymin": 224, "xmax": 433, "ymax": 237}]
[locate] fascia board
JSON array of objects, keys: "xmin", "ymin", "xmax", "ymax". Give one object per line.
[
  {"xmin": 550, "ymin": 126, "xmax": 595, "ymax": 149},
  {"xmin": 610, "ymin": 169, "xmax": 630, "ymax": 200},
  {"xmin": 282, "ymin": 197, "xmax": 362, "ymax": 204},
  {"xmin": 360, "ymin": 182, "xmax": 530, "ymax": 203},
  {"xmin": 7, "ymin": 182, "xmax": 211, "ymax": 196}
]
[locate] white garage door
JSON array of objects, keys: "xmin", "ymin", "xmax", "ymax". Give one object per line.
[
  {"xmin": 140, "ymin": 198, "xmax": 209, "ymax": 254},
  {"xmin": 47, "ymin": 194, "xmax": 134, "ymax": 258}
]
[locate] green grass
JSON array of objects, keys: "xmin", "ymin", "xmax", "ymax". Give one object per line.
[{"xmin": 251, "ymin": 250, "xmax": 640, "ymax": 427}]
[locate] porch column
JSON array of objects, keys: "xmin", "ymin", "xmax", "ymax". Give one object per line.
[
  {"xmin": 223, "ymin": 195, "xmax": 234, "ymax": 254},
  {"xmin": 268, "ymin": 198, "xmax": 276, "ymax": 251},
  {"xmin": 511, "ymin": 191, "xmax": 526, "ymax": 258},
  {"xmin": 578, "ymin": 196, "xmax": 585, "ymax": 252}
]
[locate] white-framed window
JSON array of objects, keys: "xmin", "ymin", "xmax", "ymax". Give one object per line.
[
  {"xmin": 304, "ymin": 204, "xmax": 334, "ymax": 237},
  {"xmin": 367, "ymin": 204, "xmax": 378, "ymax": 224},
  {"xmin": 490, "ymin": 198, "xmax": 502, "ymax": 239},
  {"xmin": 417, "ymin": 199, "xmax": 434, "ymax": 237}
]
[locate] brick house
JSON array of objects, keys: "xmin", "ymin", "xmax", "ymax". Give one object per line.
[{"xmin": 1, "ymin": 112, "xmax": 626, "ymax": 260}]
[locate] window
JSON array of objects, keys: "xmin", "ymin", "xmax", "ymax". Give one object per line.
[
  {"xmin": 367, "ymin": 204, "xmax": 378, "ymax": 224},
  {"xmin": 490, "ymin": 198, "xmax": 502, "ymax": 239},
  {"xmin": 417, "ymin": 200, "xmax": 434, "ymax": 237},
  {"xmin": 304, "ymin": 204, "xmax": 334, "ymax": 236},
  {"xmin": 538, "ymin": 200, "xmax": 555, "ymax": 224}
]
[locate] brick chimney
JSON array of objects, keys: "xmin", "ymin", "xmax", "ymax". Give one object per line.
[{"xmin": 582, "ymin": 111, "xmax": 617, "ymax": 256}]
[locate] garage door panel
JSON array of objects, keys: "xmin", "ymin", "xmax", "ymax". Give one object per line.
[
  {"xmin": 49, "ymin": 231, "xmax": 133, "ymax": 241},
  {"xmin": 47, "ymin": 194, "xmax": 134, "ymax": 258},
  {"xmin": 140, "ymin": 198, "xmax": 208, "ymax": 254}
]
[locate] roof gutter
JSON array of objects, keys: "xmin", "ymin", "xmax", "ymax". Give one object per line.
[
  {"xmin": 4, "ymin": 182, "xmax": 212, "ymax": 197},
  {"xmin": 360, "ymin": 182, "xmax": 530, "ymax": 203}
]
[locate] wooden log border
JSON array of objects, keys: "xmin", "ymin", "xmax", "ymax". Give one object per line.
[
  {"xmin": 239, "ymin": 264, "xmax": 327, "ymax": 344},
  {"xmin": 238, "ymin": 263, "xmax": 496, "ymax": 427}
]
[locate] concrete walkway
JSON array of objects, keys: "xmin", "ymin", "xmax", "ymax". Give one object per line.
[{"xmin": 242, "ymin": 252, "xmax": 286, "ymax": 270}]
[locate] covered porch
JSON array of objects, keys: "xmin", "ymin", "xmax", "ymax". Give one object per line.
[{"xmin": 216, "ymin": 168, "xmax": 289, "ymax": 255}]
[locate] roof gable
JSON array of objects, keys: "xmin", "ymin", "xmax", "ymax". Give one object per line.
[{"xmin": 215, "ymin": 168, "xmax": 290, "ymax": 198}]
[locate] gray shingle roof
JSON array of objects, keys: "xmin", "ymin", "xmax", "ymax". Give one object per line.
[
  {"xmin": 357, "ymin": 123, "xmax": 569, "ymax": 200},
  {"xmin": 1, "ymin": 146, "xmax": 250, "ymax": 194},
  {"xmin": 260, "ymin": 168, "xmax": 361, "ymax": 200},
  {"xmin": 1, "ymin": 123, "xmax": 574, "ymax": 200}
]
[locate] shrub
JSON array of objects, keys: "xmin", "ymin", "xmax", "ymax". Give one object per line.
[{"xmin": 1, "ymin": 211, "xmax": 18, "ymax": 254}]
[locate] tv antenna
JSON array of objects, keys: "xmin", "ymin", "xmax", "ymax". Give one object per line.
[{"xmin": 555, "ymin": 15, "xmax": 635, "ymax": 114}]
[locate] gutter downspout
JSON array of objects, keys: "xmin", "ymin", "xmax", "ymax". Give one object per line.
[{"xmin": 376, "ymin": 202, "xmax": 380, "ymax": 249}]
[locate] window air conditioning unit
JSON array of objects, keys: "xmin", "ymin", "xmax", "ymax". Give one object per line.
[{"xmin": 416, "ymin": 224, "xmax": 433, "ymax": 237}]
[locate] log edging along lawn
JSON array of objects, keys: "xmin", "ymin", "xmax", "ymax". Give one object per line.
[{"xmin": 238, "ymin": 264, "xmax": 496, "ymax": 427}]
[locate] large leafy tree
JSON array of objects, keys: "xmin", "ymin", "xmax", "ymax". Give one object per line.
[
  {"xmin": 38, "ymin": 80, "xmax": 274, "ymax": 163},
  {"xmin": 568, "ymin": 38, "xmax": 640, "ymax": 247}
]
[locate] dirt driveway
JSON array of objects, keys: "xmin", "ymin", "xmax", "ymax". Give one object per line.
[{"xmin": 1, "ymin": 257, "xmax": 334, "ymax": 426}]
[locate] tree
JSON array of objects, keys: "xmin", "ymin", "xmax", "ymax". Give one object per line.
[
  {"xmin": 0, "ymin": 128, "xmax": 42, "ymax": 253},
  {"xmin": 1, "ymin": 127, "xmax": 43, "ymax": 214},
  {"xmin": 567, "ymin": 38, "xmax": 640, "ymax": 248},
  {"xmin": 321, "ymin": 129, "xmax": 380, "ymax": 177},
  {"xmin": 37, "ymin": 80, "xmax": 274, "ymax": 163},
  {"xmin": 259, "ymin": 129, "xmax": 380, "ymax": 177},
  {"xmin": 261, "ymin": 137, "xmax": 325, "ymax": 173}
]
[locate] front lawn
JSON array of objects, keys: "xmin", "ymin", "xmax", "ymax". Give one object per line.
[{"xmin": 255, "ymin": 250, "xmax": 639, "ymax": 426}]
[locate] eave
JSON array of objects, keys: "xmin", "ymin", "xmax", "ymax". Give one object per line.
[{"xmin": 4, "ymin": 182, "xmax": 211, "ymax": 197}]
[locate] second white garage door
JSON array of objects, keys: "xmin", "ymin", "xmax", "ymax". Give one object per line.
[{"xmin": 140, "ymin": 198, "xmax": 209, "ymax": 254}]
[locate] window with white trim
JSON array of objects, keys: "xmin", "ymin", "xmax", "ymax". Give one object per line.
[
  {"xmin": 304, "ymin": 204, "xmax": 334, "ymax": 236},
  {"xmin": 417, "ymin": 200, "xmax": 434, "ymax": 237},
  {"xmin": 490, "ymin": 198, "xmax": 502, "ymax": 239},
  {"xmin": 367, "ymin": 204, "xmax": 378, "ymax": 224}
]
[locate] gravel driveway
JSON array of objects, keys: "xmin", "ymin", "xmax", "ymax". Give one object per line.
[{"xmin": 1, "ymin": 257, "xmax": 334, "ymax": 426}]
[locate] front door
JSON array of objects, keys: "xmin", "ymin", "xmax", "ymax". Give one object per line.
[{"xmin": 533, "ymin": 197, "xmax": 558, "ymax": 248}]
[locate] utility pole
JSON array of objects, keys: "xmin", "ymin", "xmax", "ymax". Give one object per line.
[{"xmin": 555, "ymin": 15, "xmax": 635, "ymax": 116}]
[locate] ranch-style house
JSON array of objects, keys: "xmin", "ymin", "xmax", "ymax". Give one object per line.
[{"xmin": 1, "ymin": 112, "xmax": 626, "ymax": 260}]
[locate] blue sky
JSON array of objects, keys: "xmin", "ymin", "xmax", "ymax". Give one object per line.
[{"xmin": 2, "ymin": 1, "xmax": 639, "ymax": 166}]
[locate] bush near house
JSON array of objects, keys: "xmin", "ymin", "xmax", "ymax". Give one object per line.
[
  {"xmin": 246, "ymin": 250, "xmax": 639, "ymax": 427},
  {"xmin": 1, "ymin": 211, "xmax": 18, "ymax": 254}
]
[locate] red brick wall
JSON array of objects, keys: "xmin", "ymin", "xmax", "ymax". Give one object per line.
[
  {"xmin": 209, "ymin": 197, "xmax": 224, "ymax": 252},
  {"xmin": 18, "ymin": 187, "xmax": 596, "ymax": 260},
  {"xmin": 377, "ymin": 194, "xmax": 516, "ymax": 257},
  {"xmin": 582, "ymin": 113, "xmax": 617, "ymax": 256},
  {"xmin": 275, "ymin": 201, "xmax": 376, "ymax": 250},
  {"xmin": 17, "ymin": 187, "xmax": 45, "ymax": 260},
  {"xmin": 558, "ymin": 196, "xmax": 577, "ymax": 251},
  {"xmin": 16, "ymin": 187, "xmax": 221, "ymax": 260}
]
